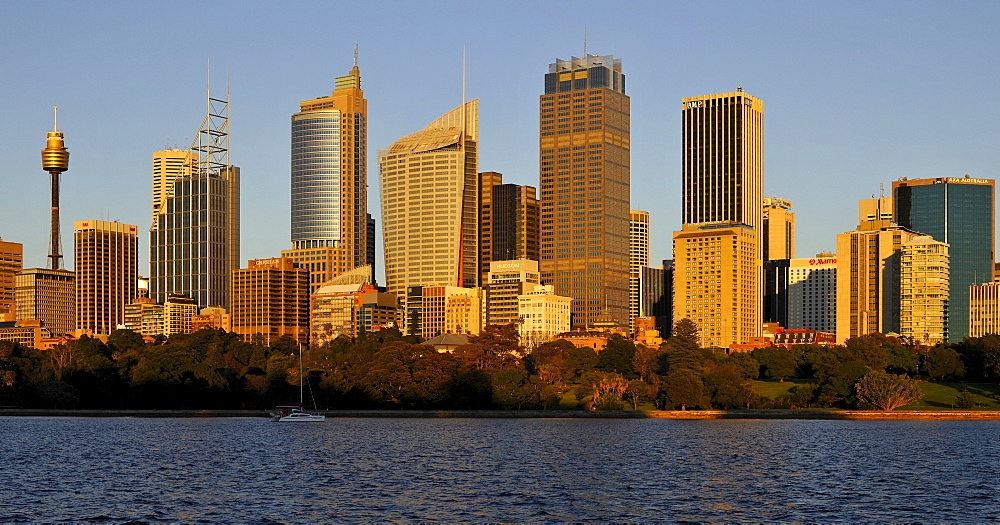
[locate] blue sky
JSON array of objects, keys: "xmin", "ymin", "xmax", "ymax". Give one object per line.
[{"xmin": 2, "ymin": 0, "xmax": 998, "ymax": 281}]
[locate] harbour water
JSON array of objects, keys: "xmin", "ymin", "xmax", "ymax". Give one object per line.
[{"xmin": 2, "ymin": 417, "xmax": 998, "ymax": 522}]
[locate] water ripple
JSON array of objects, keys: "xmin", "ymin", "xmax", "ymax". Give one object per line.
[{"xmin": 1, "ymin": 417, "xmax": 999, "ymax": 522}]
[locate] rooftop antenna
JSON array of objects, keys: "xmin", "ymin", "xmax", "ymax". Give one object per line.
[
  {"xmin": 583, "ymin": 27, "xmax": 587, "ymax": 58},
  {"xmin": 461, "ymin": 45, "xmax": 466, "ymax": 147},
  {"xmin": 354, "ymin": 42, "xmax": 359, "ymax": 67}
]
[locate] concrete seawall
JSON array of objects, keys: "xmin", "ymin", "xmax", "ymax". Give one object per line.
[{"xmin": 3, "ymin": 408, "xmax": 1000, "ymax": 420}]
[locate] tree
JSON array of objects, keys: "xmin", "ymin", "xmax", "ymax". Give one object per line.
[
  {"xmin": 843, "ymin": 333, "xmax": 890, "ymax": 371},
  {"xmin": 925, "ymin": 346, "xmax": 964, "ymax": 380},
  {"xmin": 624, "ymin": 379, "xmax": 652, "ymax": 410},
  {"xmin": 954, "ymin": 390, "xmax": 977, "ymax": 409},
  {"xmin": 661, "ymin": 368, "xmax": 704, "ymax": 410},
  {"xmin": 703, "ymin": 365, "xmax": 757, "ymax": 409},
  {"xmin": 721, "ymin": 352, "xmax": 760, "ymax": 380},
  {"xmin": 855, "ymin": 370, "xmax": 923, "ymax": 411},
  {"xmin": 595, "ymin": 335, "xmax": 636, "ymax": 378},
  {"xmin": 753, "ymin": 347, "xmax": 796, "ymax": 382},
  {"xmin": 664, "ymin": 319, "xmax": 702, "ymax": 373}
]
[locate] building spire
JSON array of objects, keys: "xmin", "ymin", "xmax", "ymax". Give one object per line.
[
  {"xmin": 354, "ymin": 42, "xmax": 359, "ymax": 67},
  {"xmin": 583, "ymin": 27, "xmax": 587, "ymax": 57},
  {"xmin": 53, "ymin": 105, "xmax": 58, "ymax": 132}
]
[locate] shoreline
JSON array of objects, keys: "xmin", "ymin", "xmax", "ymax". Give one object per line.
[{"xmin": 2, "ymin": 408, "xmax": 1000, "ymax": 420}]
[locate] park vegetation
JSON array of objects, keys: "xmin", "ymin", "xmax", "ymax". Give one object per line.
[{"xmin": 3, "ymin": 319, "xmax": 1000, "ymax": 411}]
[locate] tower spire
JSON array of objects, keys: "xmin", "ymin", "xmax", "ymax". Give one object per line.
[
  {"xmin": 354, "ymin": 42, "xmax": 359, "ymax": 67},
  {"xmin": 583, "ymin": 27, "xmax": 587, "ymax": 57},
  {"xmin": 41, "ymin": 106, "xmax": 70, "ymax": 270}
]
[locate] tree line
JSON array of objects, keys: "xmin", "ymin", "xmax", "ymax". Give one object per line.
[{"xmin": 2, "ymin": 319, "xmax": 1000, "ymax": 411}]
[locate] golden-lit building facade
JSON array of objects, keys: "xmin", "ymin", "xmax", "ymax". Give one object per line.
[
  {"xmin": 517, "ymin": 284, "xmax": 571, "ymax": 348},
  {"xmin": 486, "ymin": 259, "xmax": 541, "ymax": 327},
  {"xmin": 283, "ymin": 62, "xmax": 369, "ymax": 291},
  {"xmin": 310, "ymin": 282, "xmax": 397, "ymax": 346},
  {"xmin": 74, "ymin": 220, "xmax": 138, "ymax": 335},
  {"xmin": 675, "ymin": 89, "xmax": 764, "ymax": 346},
  {"xmin": 681, "ymin": 90, "xmax": 764, "ymax": 230},
  {"xmin": 163, "ymin": 293, "xmax": 197, "ymax": 337},
  {"xmin": 672, "ymin": 223, "xmax": 760, "ymax": 348},
  {"xmin": 16, "ymin": 268, "xmax": 75, "ymax": 336},
  {"xmin": 835, "ymin": 221, "xmax": 920, "ymax": 343},
  {"xmin": 762, "ymin": 197, "xmax": 794, "ymax": 261},
  {"xmin": 629, "ymin": 210, "xmax": 649, "ymax": 333},
  {"xmin": 231, "ymin": 257, "xmax": 310, "ymax": 345},
  {"xmin": 421, "ymin": 285, "xmax": 482, "ymax": 339},
  {"xmin": 539, "ymin": 54, "xmax": 630, "ymax": 330},
  {"xmin": 900, "ymin": 236, "xmax": 949, "ymax": 345},
  {"xmin": 123, "ymin": 298, "xmax": 163, "ymax": 337},
  {"xmin": 0, "ymin": 238, "xmax": 23, "ymax": 321},
  {"xmin": 970, "ymin": 282, "xmax": 1000, "ymax": 338},
  {"xmin": 192, "ymin": 306, "xmax": 231, "ymax": 332},
  {"xmin": 478, "ymin": 171, "xmax": 540, "ymax": 286},
  {"xmin": 379, "ymin": 100, "xmax": 479, "ymax": 295},
  {"xmin": 151, "ymin": 149, "xmax": 192, "ymax": 229}
]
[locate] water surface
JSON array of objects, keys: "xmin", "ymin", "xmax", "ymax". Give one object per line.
[{"xmin": 1, "ymin": 417, "xmax": 997, "ymax": 522}]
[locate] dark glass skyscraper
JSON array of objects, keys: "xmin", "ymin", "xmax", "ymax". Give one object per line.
[
  {"xmin": 539, "ymin": 54, "xmax": 629, "ymax": 329},
  {"xmin": 893, "ymin": 176, "xmax": 995, "ymax": 341}
]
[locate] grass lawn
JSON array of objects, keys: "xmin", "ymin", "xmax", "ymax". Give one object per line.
[
  {"xmin": 753, "ymin": 379, "xmax": 814, "ymax": 399},
  {"xmin": 903, "ymin": 382, "xmax": 1000, "ymax": 410}
]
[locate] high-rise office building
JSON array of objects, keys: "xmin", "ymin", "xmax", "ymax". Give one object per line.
[
  {"xmin": 282, "ymin": 61, "xmax": 369, "ymax": 291},
  {"xmin": 151, "ymin": 149, "xmax": 191, "ymax": 229},
  {"xmin": 15, "ymin": 268, "xmax": 75, "ymax": 335},
  {"xmin": 900, "ymin": 236, "xmax": 950, "ymax": 345},
  {"xmin": 764, "ymin": 254, "xmax": 837, "ymax": 333},
  {"xmin": 681, "ymin": 89, "xmax": 764, "ymax": 230},
  {"xmin": 835, "ymin": 214, "xmax": 919, "ymax": 343},
  {"xmin": 379, "ymin": 99, "xmax": 479, "ymax": 295},
  {"xmin": 231, "ymin": 257, "xmax": 310, "ymax": 345},
  {"xmin": 640, "ymin": 261, "xmax": 671, "ymax": 338},
  {"xmin": 674, "ymin": 89, "xmax": 764, "ymax": 346},
  {"xmin": 0, "ymin": 238, "xmax": 23, "ymax": 321},
  {"xmin": 150, "ymin": 88, "xmax": 239, "ymax": 310},
  {"xmin": 539, "ymin": 54, "xmax": 630, "ymax": 329},
  {"xmin": 673, "ymin": 224, "xmax": 760, "ymax": 348},
  {"xmin": 893, "ymin": 176, "xmax": 995, "ymax": 341},
  {"xmin": 478, "ymin": 171, "xmax": 540, "ymax": 285},
  {"xmin": 629, "ymin": 210, "xmax": 649, "ymax": 332},
  {"xmin": 74, "ymin": 220, "xmax": 138, "ymax": 335},
  {"xmin": 762, "ymin": 198, "xmax": 794, "ymax": 261}
]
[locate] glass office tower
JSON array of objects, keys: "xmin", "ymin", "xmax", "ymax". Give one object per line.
[{"xmin": 893, "ymin": 176, "xmax": 995, "ymax": 341}]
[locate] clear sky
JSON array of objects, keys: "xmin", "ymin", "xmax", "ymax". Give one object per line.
[{"xmin": 2, "ymin": 0, "xmax": 998, "ymax": 282}]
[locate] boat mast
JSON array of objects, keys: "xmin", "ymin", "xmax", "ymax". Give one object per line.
[{"xmin": 298, "ymin": 342, "xmax": 304, "ymax": 405}]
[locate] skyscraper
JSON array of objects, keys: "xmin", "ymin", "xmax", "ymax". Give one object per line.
[
  {"xmin": 900, "ymin": 236, "xmax": 949, "ymax": 345},
  {"xmin": 150, "ymin": 88, "xmax": 239, "ymax": 310},
  {"xmin": 681, "ymin": 89, "xmax": 764, "ymax": 230},
  {"xmin": 282, "ymin": 59, "xmax": 369, "ymax": 291},
  {"xmin": 75, "ymin": 220, "xmax": 138, "ymax": 335},
  {"xmin": 539, "ymin": 54, "xmax": 629, "ymax": 329},
  {"xmin": 893, "ymin": 176, "xmax": 995, "ymax": 341},
  {"xmin": 231, "ymin": 257, "xmax": 310, "ymax": 345},
  {"xmin": 151, "ymin": 149, "xmax": 191, "ymax": 229},
  {"xmin": 629, "ymin": 210, "xmax": 649, "ymax": 332},
  {"xmin": 762, "ymin": 197, "xmax": 794, "ymax": 261},
  {"xmin": 478, "ymin": 171, "xmax": 540, "ymax": 285},
  {"xmin": 0, "ymin": 238, "xmax": 22, "ymax": 321},
  {"xmin": 379, "ymin": 99, "xmax": 479, "ymax": 295},
  {"xmin": 835, "ymin": 216, "xmax": 919, "ymax": 343},
  {"xmin": 674, "ymin": 89, "xmax": 764, "ymax": 346}
]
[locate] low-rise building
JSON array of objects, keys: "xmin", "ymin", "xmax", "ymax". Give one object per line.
[{"xmin": 517, "ymin": 284, "xmax": 570, "ymax": 348}]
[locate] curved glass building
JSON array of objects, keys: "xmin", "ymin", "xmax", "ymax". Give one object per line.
[{"xmin": 284, "ymin": 64, "xmax": 369, "ymax": 289}]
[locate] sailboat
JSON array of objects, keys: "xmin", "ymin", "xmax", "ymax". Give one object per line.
[{"xmin": 271, "ymin": 343, "xmax": 325, "ymax": 422}]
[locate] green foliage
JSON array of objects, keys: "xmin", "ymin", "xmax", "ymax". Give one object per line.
[
  {"xmin": 954, "ymin": 390, "xmax": 977, "ymax": 409},
  {"xmin": 722, "ymin": 352, "xmax": 760, "ymax": 380},
  {"xmin": 925, "ymin": 346, "xmax": 964, "ymax": 380},
  {"xmin": 855, "ymin": 370, "xmax": 923, "ymax": 411},
  {"xmin": 843, "ymin": 333, "xmax": 891, "ymax": 371},
  {"xmin": 752, "ymin": 347, "xmax": 796, "ymax": 381},
  {"xmin": 596, "ymin": 335, "xmax": 636, "ymax": 378},
  {"xmin": 661, "ymin": 368, "xmax": 704, "ymax": 410},
  {"xmin": 703, "ymin": 364, "xmax": 757, "ymax": 409}
]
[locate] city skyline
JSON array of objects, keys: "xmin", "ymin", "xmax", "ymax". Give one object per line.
[{"xmin": 1, "ymin": 2, "xmax": 998, "ymax": 287}]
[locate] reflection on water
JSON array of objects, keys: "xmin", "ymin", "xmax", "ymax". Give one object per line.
[{"xmin": 1, "ymin": 417, "xmax": 998, "ymax": 522}]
